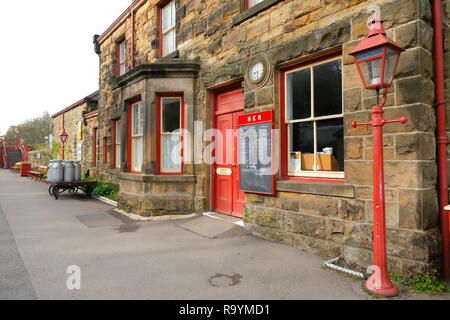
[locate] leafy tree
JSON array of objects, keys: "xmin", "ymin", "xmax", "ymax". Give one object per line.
[{"xmin": 4, "ymin": 112, "xmax": 53, "ymax": 148}]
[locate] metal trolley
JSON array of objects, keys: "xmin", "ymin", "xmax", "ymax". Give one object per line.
[{"xmin": 44, "ymin": 180, "xmax": 96, "ymax": 200}]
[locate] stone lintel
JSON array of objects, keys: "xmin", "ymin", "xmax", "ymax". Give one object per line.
[
  {"xmin": 277, "ymin": 180, "xmax": 355, "ymax": 198},
  {"xmin": 113, "ymin": 59, "xmax": 200, "ymax": 89}
]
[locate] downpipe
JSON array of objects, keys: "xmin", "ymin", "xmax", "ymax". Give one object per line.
[{"xmin": 432, "ymin": 0, "xmax": 450, "ymax": 279}]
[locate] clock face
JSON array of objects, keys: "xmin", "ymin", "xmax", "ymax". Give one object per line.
[{"xmin": 250, "ymin": 62, "xmax": 265, "ymax": 82}]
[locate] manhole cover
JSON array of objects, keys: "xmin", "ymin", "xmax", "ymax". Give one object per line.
[{"xmin": 208, "ymin": 273, "xmax": 242, "ymax": 287}]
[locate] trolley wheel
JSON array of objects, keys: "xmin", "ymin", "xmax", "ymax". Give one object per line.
[
  {"xmin": 54, "ymin": 187, "xmax": 59, "ymax": 200},
  {"xmin": 48, "ymin": 185, "xmax": 54, "ymax": 196},
  {"xmin": 85, "ymin": 186, "xmax": 92, "ymax": 198}
]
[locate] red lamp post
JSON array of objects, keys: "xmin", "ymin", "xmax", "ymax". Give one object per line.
[
  {"xmin": 349, "ymin": 18, "xmax": 406, "ymax": 297},
  {"xmin": 60, "ymin": 129, "xmax": 69, "ymax": 160}
]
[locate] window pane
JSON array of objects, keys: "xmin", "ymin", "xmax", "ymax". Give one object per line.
[
  {"xmin": 162, "ymin": 98, "xmax": 181, "ymax": 133},
  {"xmin": 313, "ymin": 60, "xmax": 342, "ymax": 117},
  {"xmin": 116, "ymin": 145, "xmax": 121, "ymax": 168},
  {"xmin": 120, "ymin": 42, "xmax": 126, "ymax": 63},
  {"xmin": 248, "ymin": 0, "xmax": 264, "ymax": 8},
  {"xmin": 162, "ymin": 2, "xmax": 174, "ymax": 32},
  {"xmin": 133, "ymin": 136, "xmax": 143, "ymax": 171},
  {"xmin": 290, "ymin": 122, "xmax": 314, "ymax": 171},
  {"xmin": 287, "ymin": 68, "xmax": 311, "ymax": 120},
  {"xmin": 163, "ymin": 30, "xmax": 175, "ymax": 56},
  {"xmin": 115, "ymin": 120, "xmax": 121, "ymax": 143},
  {"xmin": 162, "ymin": 135, "xmax": 181, "ymax": 170},
  {"xmin": 133, "ymin": 103, "xmax": 144, "ymax": 135},
  {"xmin": 316, "ymin": 118, "xmax": 344, "ymax": 172}
]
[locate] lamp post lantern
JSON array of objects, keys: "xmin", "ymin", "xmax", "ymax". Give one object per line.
[
  {"xmin": 349, "ymin": 17, "xmax": 407, "ymax": 297},
  {"xmin": 60, "ymin": 129, "xmax": 68, "ymax": 160}
]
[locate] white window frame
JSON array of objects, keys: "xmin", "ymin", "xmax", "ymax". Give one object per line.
[
  {"xmin": 284, "ymin": 57, "xmax": 344, "ymax": 179},
  {"xmin": 115, "ymin": 119, "xmax": 121, "ymax": 169},
  {"xmin": 131, "ymin": 102, "xmax": 144, "ymax": 173},
  {"xmin": 160, "ymin": 97, "xmax": 182, "ymax": 173},
  {"xmin": 161, "ymin": 0, "xmax": 176, "ymax": 57},
  {"xmin": 119, "ymin": 40, "xmax": 126, "ymax": 76}
]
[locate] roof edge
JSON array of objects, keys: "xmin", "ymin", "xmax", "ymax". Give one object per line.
[{"xmin": 52, "ymin": 91, "xmax": 99, "ymax": 119}]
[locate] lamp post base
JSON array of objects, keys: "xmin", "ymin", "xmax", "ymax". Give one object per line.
[{"xmin": 365, "ymin": 280, "xmax": 399, "ymax": 297}]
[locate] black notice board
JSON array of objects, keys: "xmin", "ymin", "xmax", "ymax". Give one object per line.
[{"xmin": 239, "ymin": 118, "xmax": 275, "ymax": 195}]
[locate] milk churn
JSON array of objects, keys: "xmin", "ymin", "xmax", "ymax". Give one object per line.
[
  {"xmin": 53, "ymin": 160, "xmax": 64, "ymax": 182},
  {"xmin": 63, "ymin": 161, "xmax": 75, "ymax": 182},
  {"xmin": 73, "ymin": 161, "xmax": 81, "ymax": 181},
  {"xmin": 47, "ymin": 160, "xmax": 56, "ymax": 181}
]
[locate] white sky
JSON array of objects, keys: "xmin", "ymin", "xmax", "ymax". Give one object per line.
[{"xmin": 0, "ymin": 0, "xmax": 131, "ymax": 135}]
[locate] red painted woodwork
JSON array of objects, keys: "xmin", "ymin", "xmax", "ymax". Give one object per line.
[
  {"xmin": 279, "ymin": 53, "xmax": 345, "ymax": 184},
  {"xmin": 213, "ymin": 88, "xmax": 245, "ymax": 218}
]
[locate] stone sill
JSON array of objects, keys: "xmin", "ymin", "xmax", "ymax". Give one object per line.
[
  {"xmin": 233, "ymin": 0, "xmax": 283, "ymax": 26},
  {"xmin": 119, "ymin": 172, "xmax": 196, "ymax": 183},
  {"xmin": 277, "ymin": 180, "xmax": 355, "ymax": 198}
]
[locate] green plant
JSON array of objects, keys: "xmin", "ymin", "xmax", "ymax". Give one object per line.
[
  {"xmin": 92, "ymin": 182, "xmax": 119, "ymax": 201},
  {"xmin": 390, "ymin": 270, "xmax": 447, "ymax": 295},
  {"xmin": 407, "ymin": 270, "xmax": 447, "ymax": 295}
]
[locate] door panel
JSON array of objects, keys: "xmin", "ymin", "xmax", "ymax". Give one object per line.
[
  {"xmin": 214, "ymin": 113, "xmax": 233, "ymax": 215},
  {"xmin": 213, "ymin": 89, "xmax": 244, "ymax": 218}
]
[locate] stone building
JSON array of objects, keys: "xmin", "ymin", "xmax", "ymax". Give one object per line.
[
  {"xmin": 52, "ymin": 92, "xmax": 99, "ymax": 164},
  {"xmin": 88, "ymin": 0, "xmax": 450, "ymax": 276}
]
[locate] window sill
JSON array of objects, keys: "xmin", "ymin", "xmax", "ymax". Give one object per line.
[
  {"xmin": 233, "ymin": 0, "xmax": 283, "ymax": 26},
  {"xmin": 160, "ymin": 50, "xmax": 179, "ymax": 60},
  {"xmin": 277, "ymin": 179, "xmax": 354, "ymax": 198}
]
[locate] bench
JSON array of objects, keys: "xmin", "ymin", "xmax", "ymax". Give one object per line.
[
  {"xmin": 28, "ymin": 166, "xmax": 48, "ymax": 182},
  {"xmin": 10, "ymin": 164, "xmax": 21, "ymax": 174}
]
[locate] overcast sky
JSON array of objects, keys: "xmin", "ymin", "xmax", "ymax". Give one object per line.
[{"xmin": 0, "ymin": 0, "xmax": 131, "ymax": 135}]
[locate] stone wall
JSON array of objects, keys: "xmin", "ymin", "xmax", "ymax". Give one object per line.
[
  {"xmin": 52, "ymin": 103, "xmax": 86, "ymax": 161},
  {"xmin": 94, "ymin": 0, "xmax": 442, "ymax": 276}
]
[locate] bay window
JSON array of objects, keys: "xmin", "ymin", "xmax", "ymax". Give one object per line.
[
  {"xmin": 129, "ymin": 101, "xmax": 144, "ymax": 173},
  {"xmin": 161, "ymin": 0, "xmax": 176, "ymax": 57},
  {"xmin": 282, "ymin": 57, "xmax": 344, "ymax": 179},
  {"xmin": 114, "ymin": 119, "xmax": 121, "ymax": 169},
  {"xmin": 157, "ymin": 94, "xmax": 183, "ymax": 174}
]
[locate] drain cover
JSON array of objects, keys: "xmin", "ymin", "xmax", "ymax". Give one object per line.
[{"xmin": 208, "ymin": 273, "xmax": 242, "ymax": 287}]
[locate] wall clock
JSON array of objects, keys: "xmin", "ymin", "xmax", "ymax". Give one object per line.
[{"xmin": 246, "ymin": 55, "xmax": 272, "ymax": 88}]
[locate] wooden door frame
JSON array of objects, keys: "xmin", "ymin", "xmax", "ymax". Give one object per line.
[{"xmin": 210, "ymin": 82, "xmax": 244, "ymax": 215}]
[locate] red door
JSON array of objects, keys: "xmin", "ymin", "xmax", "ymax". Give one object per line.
[{"xmin": 213, "ymin": 89, "xmax": 245, "ymax": 218}]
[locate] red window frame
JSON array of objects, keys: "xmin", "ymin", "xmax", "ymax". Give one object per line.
[
  {"xmin": 279, "ymin": 53, "xmax": 345, "ymax": 184},
  {"xmin": 113, "ymin": 119, "xmax": 121, "ymax": 169},
  {"xmin": 155, "ymin": 92, "xmax": 185, "ymax": 175},
  {"xmin": 159, "ymin": 0, "xmax": 176, "ymax": 58},
  {"xmin": 93, "ymin": 128, "xmax": 98, "ymax": 167},
  {"xmin": 127, "ymin": 97, "xmax": 143, "ymax": 173},
  {"xmin": 116, "ymin": 39, "xmax": 126, "ymax": 76}
]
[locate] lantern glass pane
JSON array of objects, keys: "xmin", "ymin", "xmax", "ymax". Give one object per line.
[
  {"xmin": 384, "ymin": 48, "xmax": 400, "ymax": 85},
  {"xmin": 359, "ymin": 57, "xmax": 383, "ymax": 87}
]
